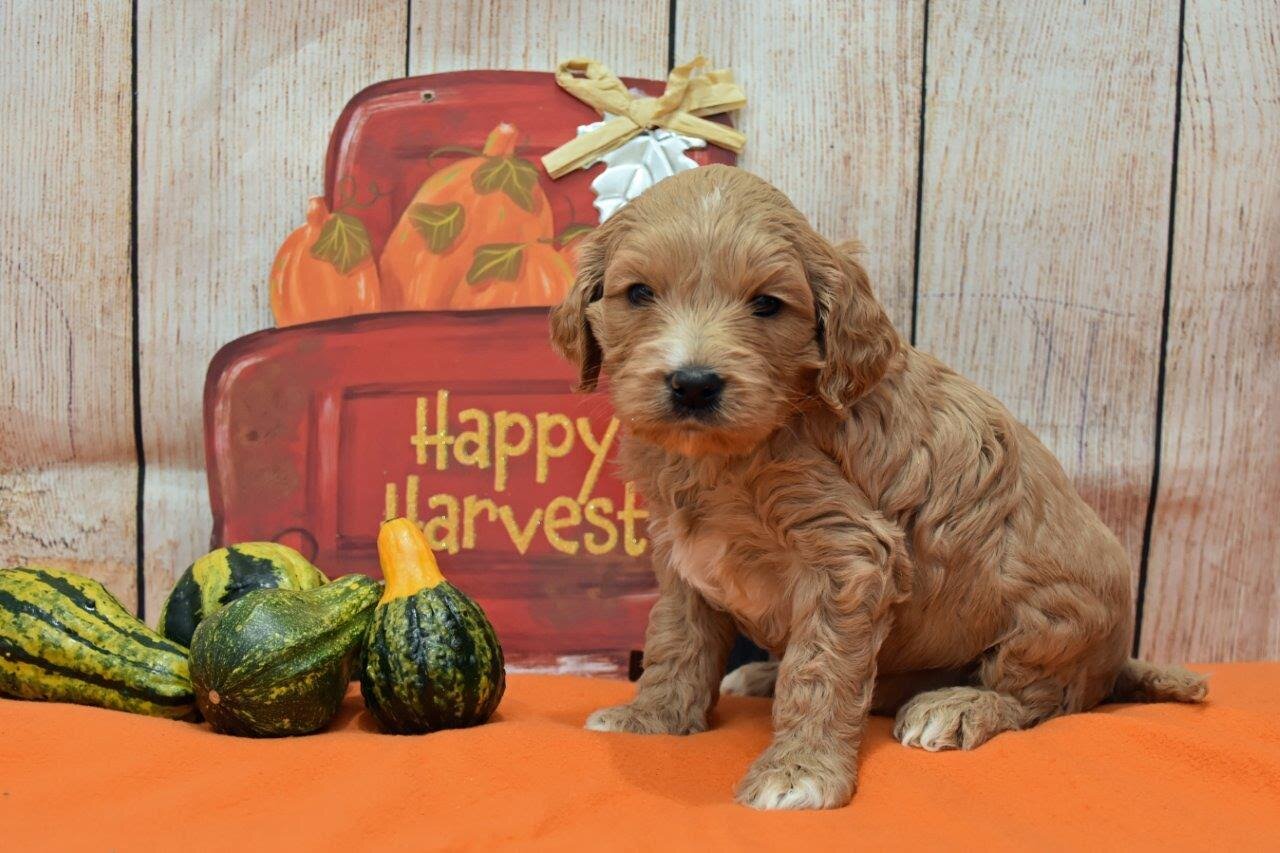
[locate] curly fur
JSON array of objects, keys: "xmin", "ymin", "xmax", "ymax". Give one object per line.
[{"xmin": 553, "ymin": 165, "xmax": 1207, "ymax": 810}]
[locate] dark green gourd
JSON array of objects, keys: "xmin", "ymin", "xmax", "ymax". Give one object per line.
[
  {"xmin": 0, "ymin": 566, "xmax": 194, "ymax": 719},
  {"xmin": 361, "ymin": 518, "xmax": 505, "ymax": 734},
  {"xmin": 158, "ymin": 542, "xmax": 327, "ymax": 647},
  {"xmin": 189, "ymin": 574, "xmax": 379, "ymax": 737}
]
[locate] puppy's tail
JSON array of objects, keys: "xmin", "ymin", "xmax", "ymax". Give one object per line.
[{"xmin": 1109, "ymin": 658, "xmax": 1208, "ymax": 703}]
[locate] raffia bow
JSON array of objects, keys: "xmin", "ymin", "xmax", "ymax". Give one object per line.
[{"xmin": 541, "ymin": 56, "xmax": 746, "ymax": 179}]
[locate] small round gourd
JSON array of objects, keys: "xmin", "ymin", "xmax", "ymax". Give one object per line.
[
  {"xmin": 189, "ymin": 574, "xmax": 380, "ymax": 737},
  {"xmin": 360, "ymin": 519, "xmax": 506, "ymax": 734}
]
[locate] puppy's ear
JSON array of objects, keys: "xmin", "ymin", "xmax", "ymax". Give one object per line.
[
  {"xmin": 549, "ymin": 228, "xmax": 606, "ymax": 391},
  {"xmin": 804, "ymin": 236, "xmax": 900, "ymax": 411}
]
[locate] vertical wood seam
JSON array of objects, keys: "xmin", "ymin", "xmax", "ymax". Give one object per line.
[
  {"xmin": 1134, "ymin": 0, "xmax": 1188, "ymax": 656},
  {"xmin": 909, "ymin": 0, "xmax": 929, "ymax": 346},
  {"xmin": 666, "ymin": 0, "xmax": 676, "ymax": 71},
  {"xmin": 130, "ymin": 0, "xmax": 146, "ymax": 618},
  {"xmin": 404, "ymin": 0, "xmax": 412, "ymax": 76}
]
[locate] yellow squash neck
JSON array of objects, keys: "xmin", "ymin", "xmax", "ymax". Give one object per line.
[{"xmin": 377, "ymin": 518, "xmax": 446, "ymax": 603}]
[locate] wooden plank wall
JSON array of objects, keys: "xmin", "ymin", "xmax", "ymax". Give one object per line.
[
  {"xmin": 915, "ymin": 1, "xmax": 1179, "ymax": 604},
  {"xmin": 409, "ymin": 0, "xmax": 668, "ymax": 76},
  {"xmin": 0, "ymin": 2, "xmax": 136, "ymax": 603},
  {"xmin": 675, "ymin": 2, "xmax": 924, "ymax": 332},
  {"xmin": 135, "ymin": 1, "xmax": 407, "ymax": 613},
  {"xmin": 1, "ymin": 1, "xmax": 1277, "ymax": 660},
  {"xmin": 1141, "ymin": 0, "xmax": 1280, "ymax": 662}
]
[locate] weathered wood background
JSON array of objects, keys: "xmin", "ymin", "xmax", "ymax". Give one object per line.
[{"xmin": 1, "ymin": 0, "xmax": 1276, "ymax": 662}]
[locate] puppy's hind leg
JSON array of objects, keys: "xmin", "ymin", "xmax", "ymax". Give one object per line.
[
  {"xmin": 896, "ymin": 587, "xmax": 1130, "ymax": 751},
  {"xmin": 721, "ymin": 661, "xmax": 778, "ymax": 697},
  {"xmin": 894, "ymin": 686, "xmax": 1033, "ymax": 751},
  {"xmin": 871, "ymin": 668, "xmax": 973, "ymax": 716}
]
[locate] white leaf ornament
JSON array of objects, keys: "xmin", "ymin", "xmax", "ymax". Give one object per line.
[{"xmin": 576, "ymin": 117, "xmax": 706, "ymax": 222}]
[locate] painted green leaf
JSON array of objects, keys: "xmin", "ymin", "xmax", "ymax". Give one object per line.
[
  {"xmin": 555, "ymin": 223, "xmax": 594, "ymax": 247},
  {"xmin": 472, "ymin": 155, "xmax": 539, "ymax": 212},
  {"xmin": 466, "ymin": 243, "xmax": 525, "ymax": 285},
  {"xmin": 408, "ymin": 202, "xmax": 466, "ymax": 253},
  {"xmin": 309, "ymin": 212, "xmax": 371, "ymax": 274}
]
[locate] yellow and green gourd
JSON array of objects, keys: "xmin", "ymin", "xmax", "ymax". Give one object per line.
[
  {"xmin": 0, "ymin": 566, "xmax": 195, "ymax": 719},
  {"xmin": 158, "ymin": 542, "xmax": 326, "ymax": 647},
  {"xmin": 188, "ymin": 574, "xmax": 380, "ymax": 737},
  {"xmin": 360, "ymin": 518, "xmax": 505, "ymax": 734}
]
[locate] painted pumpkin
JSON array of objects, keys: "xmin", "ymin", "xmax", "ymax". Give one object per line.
[
  {"xmin": 556, "ymin": 225, "xmax": 593, "ymax": 274},
  {"xmin": 270, "ymin": 197, "xmax": 381, "ymax": 327},
  {"xmin": 449, "ymin": 241, "xmax": 574, "ymax": 310},
  {"xmin": 378, "ymin": 123, "xmax": 555, "ymax": 310}
]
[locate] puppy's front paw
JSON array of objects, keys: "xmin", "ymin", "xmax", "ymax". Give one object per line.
[
  {"xmin": 584, "ymin": 703, "xmax": 706, "ymax": 735},
  {"xmin": 735, "ymin": 747, "xmax": 852, "ymax": 810}
]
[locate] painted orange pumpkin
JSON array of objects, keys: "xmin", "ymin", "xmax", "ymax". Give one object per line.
[
  {"xmin": 449, "ymin": 241, "xmax": 574, "ymax": 310},
  {"xmin": 379, "ymin": 123, "xmax": 555, "ymax": 310},
  {"xmin": 270, "ymin": 197, "xmax": 381, "ymax": 327},
  {"xmin": 556, "ymin": 225, "xmax": 593, "ymax": 275}
]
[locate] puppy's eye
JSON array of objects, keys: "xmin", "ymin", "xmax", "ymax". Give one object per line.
[
  {"xmin": 750, "ymin": 295, "xmax": 783, "ymax": 317},
  {"xmin": 627, "ymin": 283, "xmax": 655, "ymax": 307}
]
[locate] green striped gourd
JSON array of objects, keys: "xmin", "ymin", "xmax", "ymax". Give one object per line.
[
  {"xmin": 189, "ymin": 574, "xmax": 379, "ymax": 737},
  {"xmin": 361, "ymin": 518, "xmax": 505, "ymax": 734},
  {"xmin": 0, "ymin": 566, "xmax": 194, "ymax": 719},
  {"xmin": 158, "ymin": 542, "xmax": 327, "ymax": 647}
]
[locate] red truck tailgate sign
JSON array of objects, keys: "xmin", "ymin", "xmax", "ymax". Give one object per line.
[
  {"xmin": 205, "ymin": 71, "xmax": 735, "ymax": 675},
  {"xmin": 206, "ymin": 310, "xmax": 656, "ymax": 674}
]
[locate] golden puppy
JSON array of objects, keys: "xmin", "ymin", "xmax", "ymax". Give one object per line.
[{"xmin": 550, "ymin": 165, "xmax": 1206, "ymax": 810}]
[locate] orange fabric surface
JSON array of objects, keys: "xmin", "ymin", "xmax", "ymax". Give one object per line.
[{"xmin": 2, "ymin": 664, "xmax": 1278, "ymax": 851}]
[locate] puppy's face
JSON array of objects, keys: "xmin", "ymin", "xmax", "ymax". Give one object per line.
[
  {"xmin": 551, "ymin": 166, "xmax": 898, "ymax": 457},
  {"xmin": 588, "ymin": 182, "xmax": 821, "ymax": 455}
]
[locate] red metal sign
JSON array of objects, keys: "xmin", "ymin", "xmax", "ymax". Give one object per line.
[{"xmin": 205, "ymin": 71, "xmax": 735, "ymax": 675}]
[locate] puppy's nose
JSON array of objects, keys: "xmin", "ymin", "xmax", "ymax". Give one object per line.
[{"xmin": 668, "ymin": 367, "xmax": 724, "ymax": 412}]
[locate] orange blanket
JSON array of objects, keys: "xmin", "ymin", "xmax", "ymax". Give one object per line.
[{"xmin": 2, "ymin": 664, "xmax": 1277, "ymax": 850}]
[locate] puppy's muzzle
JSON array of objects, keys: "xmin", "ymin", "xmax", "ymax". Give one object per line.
[{"xmin": 667, "ymin": 366, "xmax": 724, "ymax": 417}]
